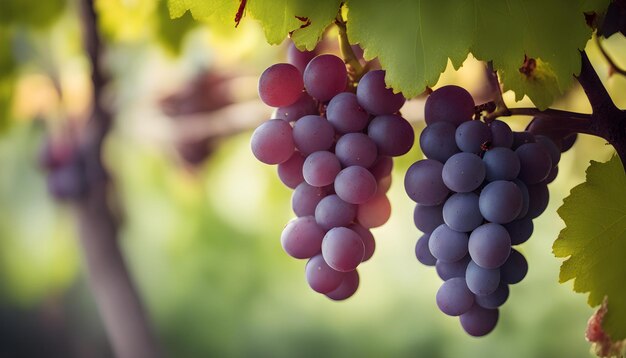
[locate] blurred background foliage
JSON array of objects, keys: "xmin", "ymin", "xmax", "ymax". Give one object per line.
[{"xmin": 1, "ymin": 0, "xmax": 625, "ymax": 357}]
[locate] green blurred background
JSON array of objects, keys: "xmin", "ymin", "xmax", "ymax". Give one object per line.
[{"xmin": 1, "ymin": 1, "xmax": 625, "ymax": 357}]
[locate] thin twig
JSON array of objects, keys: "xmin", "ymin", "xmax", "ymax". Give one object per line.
[{"xmin": 596, "ymin": 36, "xmax": 626, "ymax": 77}]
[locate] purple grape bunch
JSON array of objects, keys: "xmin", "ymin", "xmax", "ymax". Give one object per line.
[
  {"xmin": 406, "ymin": 85, "xmax": 570, "ymax": 336},
  {"xmin": 251, "ymin": 45, "xmax": 414, "ymax": 300}
]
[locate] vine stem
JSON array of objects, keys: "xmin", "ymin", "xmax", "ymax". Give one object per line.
[
  {"xmin": 334, "ymin": 15, "xmax": 365, "ymax": 82},
  {"xmin": 77, "ymin": 1, "xmax": 161, "ymax": 357}
]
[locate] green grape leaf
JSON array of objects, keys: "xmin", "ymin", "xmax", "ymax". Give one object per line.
[
  {"xmin": 553, "ymin": 155, "xmax": 626, "ymax": 340},
  {"xmin": 0, "ymin": 0, "xmax": 66, "ymax": 28},
  {"xmin": 346, "ymin": 0, "xmax": 610, "ymax": 107}
]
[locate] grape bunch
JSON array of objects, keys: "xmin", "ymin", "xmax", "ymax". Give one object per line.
[
  {"xmin": 405, "ymin": 85, "xmax": 571, "ymax": 336},
  {"xmin": 251, "ymin": 46, "xmax": 414, "ymax": 300}
]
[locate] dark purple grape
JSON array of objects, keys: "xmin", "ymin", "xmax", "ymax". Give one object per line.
[
  {"xmin": 322, "ymin": 227, "xmax": 365, "ymax": 272},
  {"xmin": 292, "ymin": 115, "xmax": 335, "ymax": 155},
  {"xmin": 513, "ymin": 179, "xmax": 529, "ymax": 219},
  {"xmin": 442, "ymin": 152, "xmax": 485, "ymax": 193},
  {"xmin": 436, "ymin": 256, "xmax": 470, "ymax": 280},
  {"xmin": 424, "ymin": 85, "xmax": 475, "ymax": 126},
  {"xmin": 305, "ymin": 254, "xmax": 345, "ymax": 293},
  {"xmin": 277, "ymin": 151, "xmax": 305, "ymax": 189},
  {"xmin": 560, "ymin": 133, "xmax": 577, "ymax": 152},
  {"xmin": 349, "ymin": 223, "xmax": 375, "ymax": 262},
  {"xmin": 303, "ymin": 54, "xmax": 347, "ymax": 101},
  {"xmin": 287, "ymin": 42, "xmax": 316, "ymax": 74},
  {"xmin": 292, "ymin": 182, "xmax": 328, "ymax": 217},
  {"xmin": 250, "ymin": 119, "xmax": 295, "ymax": 164},
  {"xmin": 415, "ymin": 234, "xmax": 437, "ymax": 266},
  {"xmin": 356, "ymin": 193, "xmax": 391, "ymax": 228},
  {"xmin": 413, "ymin": 203, "xmax": 444, "ymax": 234},
  {"xmin": 419, "ymin": 121, "xmax": 460, "ymax": 163},
  {"xmin": 275, "ymin": 92, "xmax": 318, "ymax": 122},
  {"xmin": 483, "ymin": 147, "xmax": 520, "ymax": 181},
  {"xmin": 326, "ymin": 92, "xmax": 369, "ymax": 133},
  {"xmin": 429, "ymin": 224, "xmax": 469, "ymax": 263},
  {"xmin": 504, "ymin": 218, "xmax": 533, "ymax": 246},
  {"xmin": 475, "ymin": 283, "xmax": 509, "ymax": 309},
  {"xmin": 404, "ymin": 159, "xmax": 449, "ymax": 206},
  {"xmin": 516, "ymin": 143, "xmax": 552, "ymax": 184},
  {"xmin": 511, "ymin": 131, "xmax": 535, "ymax": 150},
  {"xmin": 527, "ymin": 183, "xmax": 549, "ymax": 219},
  {"xmin": 356, "ymin": 70, "xmax": 405, "ymax": 115},
  {"xmin": 442, "ymin": 192, "xmax": 483, "ymax": 232},
  {"xmin": 468, "ymin": 223, "xmax": 511, "ymax": 269},
  {"xmin": 488, "ymin": 120, "xmax": 513, "ymax": 148},
  {"xmin": 334, "ymin": 133, "xmax": 378, "ymax": 168},
  {"xmin": 326, "ymin": 269, "xmax": 359, "ymax": 301},
  {"xmin": 302, "ymin": 151, "xmax": 341, "ymax": 187},
  {"xmin": 478, "ymin": 181, "xmax": 523, "ymax": 224},
  {"xmin": 500, "ymin": 249, "xmax": 528, "ymax": 284},
  {"xmin": 258, "ymin": 63, "xmax": 303, "ymax": 107},
  {"xmin": 455, "ymin": 120, "xmax": 491, "ymax": 154},
  {"xmin": 460, "ymin": 304, "xmax": 499, "ymax": 337},
  {"xmin": 436, "ymin": 277, "xmax": 475, "ymax": 316},
  {"xmin": 465, "ymin": 261, "xmax": 500, "ymax": 295},
  {"xmin": 281, "ymin": 216, "xmax": 325, "ymax": 259},
  {"xmin": 334, "ymin": 166, "xmax": 377, "ymax": 205},
  {"xmin": 535, "ymin": 135, "xmax": 561, "ymax": 167},
  {"xmin": 367, "ymin": 114, "xmax": 414, "ymax": 157},
  {"xmin": 369, "ymin": 156, "xmax": 393, "ymax": 180},
  {"xmin": 545, "ymin": 166, "xmax": 559, "ymax": 184},
  {"xmin": 315, "ymin": 194, "xmax": 357, "ymax": 230},
  {"xmin": 377, "ymin": 175, "xmax": 392, "ymax": 194}
]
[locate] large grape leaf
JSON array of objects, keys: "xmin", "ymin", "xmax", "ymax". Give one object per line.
[
  {"xmin": 553, "ymin": 155, "xmax": 626, "ymax": 340},
  {"xmin": 167, "ymin": 0, "xmax": 341, "ymax": 50},
  {"xmin": 346, "ymin": 0, "xmax": 610, "ymax": 108}
]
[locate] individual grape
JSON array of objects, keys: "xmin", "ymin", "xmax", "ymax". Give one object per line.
[
  {"xmin": 334, "ymin": 166, "xmax": 378, "ymax": 205},
  {"xmin": 292, "ymin": 182, "xmax": 328, "ymax": 217},
  {"xmin": 334, "ymin": 133, "xmax": 378, "ymax": 168},
  {"xmin": 460, "ymin": 304, "xmax": 499, "ymax": 337},
  {"xmin": 287, "ymin": 42, "xmax": 316, "ymax": 74},
  {"xmin": 415, "ymin": 234, "xmax": 436, "ymax": 266},
  {"xmin": 513, "ymin": 179, "xmax": 529, "ymax": 219},
  {"xmin": 292, "ymin": 115, "xmax": 335, "ymax": 155},
  {"xmin": 315, "ymin": 194, "xmax": 357, "ymax": 230},
  {"xmin": 326, "ymin": 270, "xmax": 360, "ymax": 301},
  {"xmin": 280, "ymin": 216, "xmax": 325, "ymax": 259},
  {"xmin": 303, "ymin": 54, "xmax": 347, "ymax": 101},
  {"xmin": 436, "ymin": 277, "xmax": 475, "ymax": 316},
  {"xmin": 478, "ymin": 181, "xmax": 523, "ymax": 224},
  {"xmin": 560, "ymin": 133, "xmax": 577, "ymax": 152},
  {"xmin": 326, "ymin": 92, "xmax": 369, "ymax": 133},
  {"xmin": 516, "ymin": 143, "xmax": 552, "ymax": 184},
  {"xmin": 277, "ymin": 152, "xmax": 305, "ymax": 189},
  {"xmin": 419, "ymin": 121, "xmax": 460, "ymax": 163},
  {"xmin": 424, "ymin": 85, "xmax": 475, "ymax": 126},
  {"xmin": 442, "ymin": 192, "xmax": 483, "ymax": 232},
  {"xmin": 305, "ymin": 254, "xmax": 345, "ymax": 293},
  {"xmin": 442, "ymin": 152, "xmax": 486, "ymax": 193},
  {"xmin": 482, "ymin": 147, "xmax": 520, "ymax": 181},
  {"xmin": 250, "ymin": 119, "xmax": 295, "ymax": 164},
  {"xmin": 357, "ymin": 193, "xmax": 391, "ymax": 228},
  {"xmin": 475, "ymin": 283, "xmax": 509, "ymax": 309},
  {"xmin": 413, "ymin": 203, "xmax": 444, "ymax": 234},
  {"xmin": 302, "ymin": 151, "xmax": 341, "ymax": 187},
  {"xmin": 488, "ymin": 120, "xmax": 514, "ymax": 148},
  {"xmin": 369, "ymin": 156, "xmax": 393, "ymax": 180},
  {"xmin": 468, "ymin": 223, "xmax": 511, "ymax": 269},
  {"xmin": 545, "ymin": 166, "xmax": 559, "ymax": 184},
  {"xmin": 322, "ymin": 227, "xmax": 365, "ymax": 272},
  {"xmin": 429, "ymin": 224, "xmax": 469, "ymax": 263},
  {"xmin": 274, "ymin": 92, "xmax": 318, "ymax": 122},
  {"xmin": 378, "ymin": 175, "xmax": 392, "ymax": 193},
  {"xmin": 535, "ymin": 135, "xmax": 561, "ymax": 167},
  {"xmin": 258, "ymin": 63, "xmax": 303, "ymax": 107},
  {"xmin": 368, "ymin": 114, "xmax": 415, "ymax": 157},
  {"xmin": 465, "ymin": 261, "xmax": 500, "ymax": 295},
  {"xmin": 511, "ymin": 131, "xmax": 535, "ymax": 149},
  {"xmin": 436, "ymin": 255, "xmax": 470, "ymax": 280},
  {"xmin": 455, "ymin": 120, "xmax": 491, "ymax": 154},
  {"xmin": 404, "ymin": 159, "xmax": 449, "ymax": 206},
  {"xmin": 500, "ymin": 249, "xmax": 528, "ymax": 284},
  {"xmin": 356, "ymin": 70, "xmax": 406, "ymax": 115},
  {"xmin": 349, "ymin": 223, "xmax": 376, "ymax": 262},
  {"xmin": 504, "ymin": 218, "xmax": 533, "ymax": 246},
  {"xmin": 526, "ymin": 183, "xmax": 549, "ymax": 219}
]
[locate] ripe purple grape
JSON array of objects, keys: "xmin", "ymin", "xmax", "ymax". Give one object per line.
[
  {"xmin": 436, "ymin": 256, "xmax": 470, "ymax": 280},
  {"xmin": 424, "ymin": 85, "xmax": 475, "ymax": 126},
  {"xmin": 334, "ymin": 133, "xmax": 378, "ymax": 168},
  {"xmin": 368, "ymin": 114, "xmax": 415, "ymax": 157},
  {"xmin": 326, "ymin": 270, "xmax": 359, "ymax": 301},
  {"xmin": 488, "ymin": 120, "xmax": 514, "ymax": 148},
  {"xmin": 356, "ymin": 70, "xmax": 406, "ymax": 115},
  {"xmin": 303, "ymin": 54, "xmax": 347, "ymax": 101},
  {"xmin": 516, "ymin": 143, "xmax": 552, "ymax": 184},
  {"xmin": 322, "ymin": 227, "xmax": 365, "ymax": 272},
  {"xmin": 436, "ymin": 277, "xmax": 475, "ymax": 316},
  {"xmin": 250, "ymin": 119, "xmax": 295, "ymax": 164},
  {"xmin": 419, "ymin": 121, "xmax": 460, "ymax": 163},
  {"xmin": 442, "ymin": 192, "xmax": 483, "ymax": 232},
  {"xmin": 404, "ymin": 159, "xmax": 449, "ymax": 206},
  {"xmin": 459, "ymin": 304, "xmax": 499, "ymax": 337},
  {"xmin": 442, "ymin": 152, "xmax": 486, "ymax": 193},
  {"xmin": 349, "ymin": 223, "xmax": 376, "ymax": 262},
  {"xmin": 475, "ymin": 283, "xmax": 509, "ymax": 309},
  {"xmin": 287, "ymin": 42, "xmax": 316, "ymax": 74},
  {"xmin": 281, "ymin": 216, "xmax": 325, "ymax": 259},
  {"xmin": 468, "ymin": 223, "xmax": 511, "ymax": 269},
  {"xmin": 482, "ymin": 147, "xmax": 520, "ymax": 181},
  {"xmin": 275, "ymin": 92, "xmax": 318, "ymax": 122},
  {"xmin": 292, "ymin": 182, "xmax": 328, "ymax": 217},
  {"xmin": 413, "ymin": 203, "xmax": 444, "ymax": 234},
  {"xmin": 303, "ymin": 151, "xmax": 341, "ymax": 187},
  {"xmin": 455, "ymin": 120, "xmax": 491, "ymax": 154},
  {"xmin": 478, "ymin": 181, "xmax": 523, "ymax": 224},
  {"xmin": 465, "ymin": 260, "xmax": 500, "ymax": 295},
  {"xmin": 334, "ymin": 166, "xmax": 377, "ymax": 205},
  {"xmin": 500, "ymin": 249, "xmax": 528, "ymax": 284},
  {"xmin": 356, "ymin": 193, "xmax": 391, "ymax": 228},
  {"xmin": 415, "ymin": 234, "xmax": 436, "ymax": 266},
  {"xmin": 305, "ymin": 254, "xmax": 345, "ymax": 294},
  {"xmin": 326, "ymin": 92, "xmax": 369, "ymax": 133},
  {"xmin": 258, "ymin": 63, "xmax": 303, "ymax": 107},
  {"xmin": 429, "ymin": 224, "xmax": 469, "ymax": 263},
  {"xmin": 315, "ymin": 194, "xmax": 357, "ymax": 230},
  {"xmin": 277, "ymin": 151, "xmax": 305, "ymax": 189}
]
